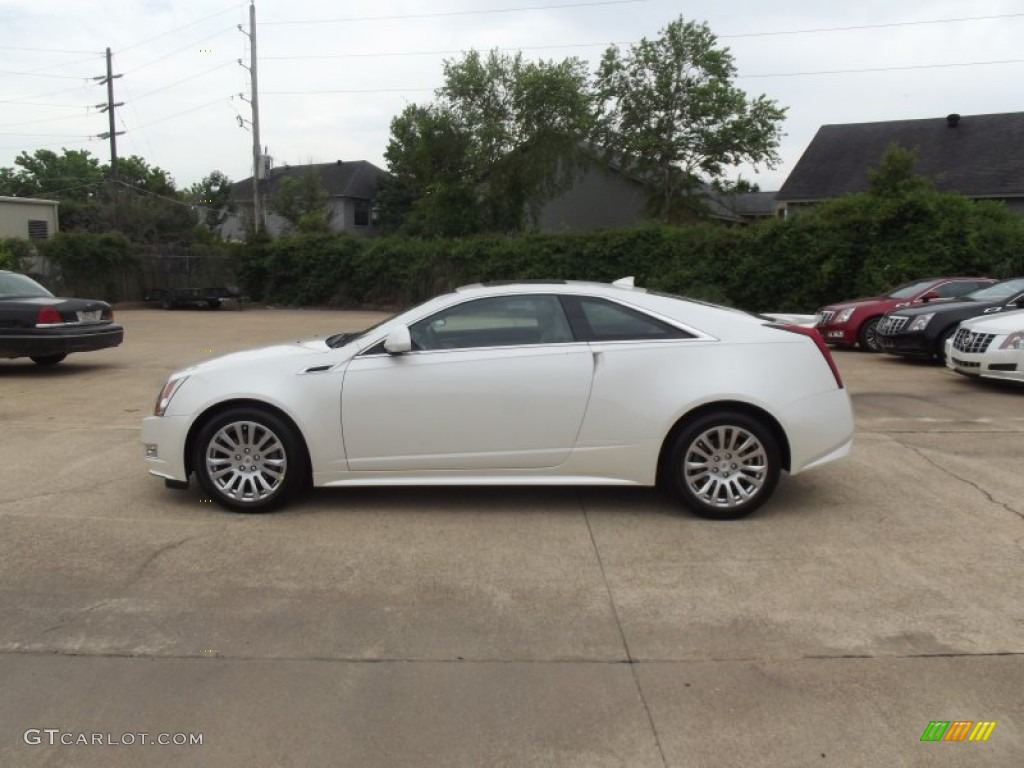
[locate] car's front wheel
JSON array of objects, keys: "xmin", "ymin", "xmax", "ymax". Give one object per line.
[
  {"xmin": 858, "ymin": 317, "xmax": 882, "ymax": 352},
  {"xmin": 30, "ymin": 353, "xmax": 67, "ymax": 366},
  {"xmin": 667, "ymin": 411, "xmax": 781, "ymax": 520},
  {"xmin": 193, "ymin": 407, "xmax": 306, "ymax": 512}
]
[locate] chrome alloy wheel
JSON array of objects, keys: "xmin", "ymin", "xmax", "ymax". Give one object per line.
[
  {"xmin": 682, "ymin": 425, "xmax": 768, "ymax": 509},
  {"xmin": 205, "ymin": 420, "xmax": 287, "ymax": 503}
]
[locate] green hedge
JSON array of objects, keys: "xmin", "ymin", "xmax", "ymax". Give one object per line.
[
  {"xmin": 29, "ymin": 186, "xmax": 1024, "ymax": 311},
  {"xmin": 232, "ymin": 193, "xmax": 1023, "ymax": 312}
]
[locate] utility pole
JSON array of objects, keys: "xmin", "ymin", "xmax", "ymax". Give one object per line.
[
  {"xmin": 238, "ymin": 2, "xmax": 263, "ymax": 232},
  {"xmin": 93, "ymin": 47, "xmax": 124, "ymax": 180}
]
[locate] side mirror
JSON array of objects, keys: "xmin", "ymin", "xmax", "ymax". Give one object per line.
[
  {"xmin": 1014, "ymin": 296, "xmax": 1024, "ymax": 309},
  {"xmin": 919, "ymin": 291, "xmax": 939, "ymax": 303},
  {"xmin": 383, "ymin": 326, "xmax": 412, "ymax": 354}
]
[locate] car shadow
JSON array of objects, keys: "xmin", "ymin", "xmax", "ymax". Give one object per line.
[{"xmin": 0, "ymin": 360, "xmax": 121, "ymax": 377}]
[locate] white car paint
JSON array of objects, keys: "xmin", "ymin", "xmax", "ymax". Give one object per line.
[
  {"xmin": 945, "ymin": 308, "xmax": 1024, "ymax": 383},
  {"xmin": 142, "ymin": 281, "xmax": 855, "ymax": 514}
]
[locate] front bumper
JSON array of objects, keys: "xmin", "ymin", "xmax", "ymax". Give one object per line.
[
  {"xmin": 817, "ymin": 322, "xmax": 858, "ymax": 345},
  {"xmin": 141, "ymin": 414, "xmax": 191, "ymax": 483},
  {"xmin": 876, "ymin": 331, "xmax": 934, "ymax": 357},
  {"xmin": 947, "ymin": 344, "xmax": 1024, "ymax": 382},
  {"xmin": 0, "ymin": 324, "xmax": 124, "ymax": 359}
]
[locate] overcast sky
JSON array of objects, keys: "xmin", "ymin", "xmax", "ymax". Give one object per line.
[{"xmin": 2, "ymin": 0, "xmax": 1022, "ymax": 193}]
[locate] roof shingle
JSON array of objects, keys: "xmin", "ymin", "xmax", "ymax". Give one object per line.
[{"xmin": 777, "ymin": 112, "xmax": 1024, "ymax": 202}]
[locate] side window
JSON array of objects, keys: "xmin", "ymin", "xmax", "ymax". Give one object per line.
[
  {"xmin": 570, "ymin": 297, "xmax": 692, "ymax": 341},
  {"xmin": 935, "ymin": 281, "xmax": 978, "ymax": 298},
  {"xmin": 409, "ymin": 295, "xmax": 574, "ymax": 351}
]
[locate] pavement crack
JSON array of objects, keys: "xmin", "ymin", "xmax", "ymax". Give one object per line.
[
  {"xmin": 127, "ymin": 534, "xmax": 200, "ymax": 584},
  {"xmin": 579, "ymin": 494, "xmax": 668, "ymax": 768},
  {"xmin": 895, "ymin": 440, "xmax": 1024, "ymax": 521}
]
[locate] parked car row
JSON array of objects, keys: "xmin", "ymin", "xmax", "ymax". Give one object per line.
[{"xmin": 815, "ymin": 275, "xmax": 1024, "ymax": 385}]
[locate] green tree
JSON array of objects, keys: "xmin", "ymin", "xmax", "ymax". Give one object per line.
[
  {"xmin": 1, "ymin": 148, "xmax": 107, "ymax": 199},
  {"xmin": 269, "ymin": 171, "xmax": 332, "ymax": 233},
  {"xmin": 383, "ymin": 49, "xmax": 594, "ymax": 234},
  {"xmin": 188, "ymin": 170, "xmax": 235, "ymax": 229},
  {"xmin": 595, "ymin": 16, "xmax": 787, "ymax": 222}
]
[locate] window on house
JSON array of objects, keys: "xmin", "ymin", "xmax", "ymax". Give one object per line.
[
  {"xmin": 354, "ymin": 201, "xmax": 371, "ymax": 227},
  {"xmin": 27, "ymin": 220, "xmax": 49, "ymax": 239}
]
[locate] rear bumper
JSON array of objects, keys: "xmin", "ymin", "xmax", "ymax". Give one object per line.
[
  {"xmin": 780, "ymin": 387, "xmax": 855, "ymax": 474},
  {"xmin": 0, "ymin": 324, "xmax": 123, "ymax": 359}
]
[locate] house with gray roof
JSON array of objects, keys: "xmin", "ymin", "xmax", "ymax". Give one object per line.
[
  {"xmin": 777, "ymin": 112, "xmax": 1024, "ymax": 216},
  {"xmin": 221, "ymin": 159, "xmax": 389, "ymax": 239},
  {"xmin": 537, "ymin": 151, "xmax": 751, "ymax": 231}
]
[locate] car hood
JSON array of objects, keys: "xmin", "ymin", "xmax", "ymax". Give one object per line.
[
  {"xmin": 960, "ymin": 308, "xmax": 1024, "ymax": 334},
  {"xmin": 887, "ymin": 298, "xmax": 995, "ymax": 317},
  {"xmin": 819, "ymin": 296, "xmax": 885, "ymax": 312},
  {"xmin": 188, "ymin": 338, "xmax": 338, "ymax": 372}
]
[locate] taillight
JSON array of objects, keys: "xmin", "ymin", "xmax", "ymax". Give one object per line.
[
  {"xmin": 771, "ymin": 324, "xmax": 844, "ymax": 388},
  {"xmin": 102, "ymin": 308, "xmax": 114, "ymax": 321},
  {"xmin": 36, "ymin": 306, "xmax": 63, "ymax": 326}
]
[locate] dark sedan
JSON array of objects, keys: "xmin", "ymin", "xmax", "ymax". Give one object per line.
[
  {"xmin": 875, "ymin": 277, "xmax": 1024, "ymax": 362},
  {"xmin": 0, "ymin": 270, "xmax": 124, "ymax": 365}
]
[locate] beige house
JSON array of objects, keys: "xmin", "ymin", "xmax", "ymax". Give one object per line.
[{"xmin": 0, "ymin": 196, "xmax": 59, "ymax": 240}]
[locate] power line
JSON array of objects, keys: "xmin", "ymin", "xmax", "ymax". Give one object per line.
[
  {"xmin": 264, "ymin": 41, "xmax": 633, "ymax": 61},
  {"xmin": 0, "ymin": 139, "xmax": 96, "ymax": 151},
  {"xmin": 0, "ymin": 69, "xmax": 87, "ymax": 80},
  {"xmin": 0, "ymin": 111, "xmax": 96, "ymax": 129},
  {"xmin": 0, "ymin": 44, "xmax": 101, "ymax": 54},
  {"xmin": 263, "ymin": 87, "xmax": 435, "ymax": 95},
  {"xmin": 0, "ymin": 84, "xmax": 92, "ymax": 104},
  {"xmin": 132, "ymin": 60, "xmax": 236, "ymax": 101},
  {"xmin": 0, "ymin": 99, "xmax": 90, "ymax": 108},
  {"xmin": 739, "ymin": 57, "xmax": 1024, "ymax": 79},
  {"xmin": 0, "ymin": 131, "xmax": 92, "ymax": 137},
  {"xmin": 261, "ymin": 0, "xmax": 650, "ymax": 25},
  {"xmin": 720, "ymin": 12, "xmax": 1024, "ymax": 39},
  {"xmin": 131, "ymin": 97, "xmax": 230, "ymax": 130},
  {"xmin": 126, "ymin": 26, "xmax": 237, "ymax": 73},
  {"xmin": 118, "ymin": 2, "xmax": 245, "ymax": 53},
  {"xmin": 15, "ymin": 53, "xmax": 105, "ymax": 76},
  {"xmin": 114, "ymin": 179, "xmax": 191, "ymax": 207}
]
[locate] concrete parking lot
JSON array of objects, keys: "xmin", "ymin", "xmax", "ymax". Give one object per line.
[{"xmin": 1, "ymin": 307, "xmax": 1021, "ymax": 767}]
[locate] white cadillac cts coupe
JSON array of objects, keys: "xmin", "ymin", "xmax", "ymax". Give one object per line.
[{"xmin": 142, "ymin": 279, "xmax": 854, "ymax": 519}]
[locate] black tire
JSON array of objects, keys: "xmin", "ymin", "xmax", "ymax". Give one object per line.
[
  {"xmin": 192, "ymin": 407, "xmax": 307, "ymax": 513},
  {"xmin": 207, "ymin": 299, "xmax": 222, "ymax": 309},
  {"xmin": 30, "ymin": 353, "xmax": 67, "ymax": 366},
  {"xmin": 666, "ymin": 411, "xmax": 781, "ymax": 520},
  {"xmin": 858, "ymin": 317, "xmax": 882, "ymax": 353}
]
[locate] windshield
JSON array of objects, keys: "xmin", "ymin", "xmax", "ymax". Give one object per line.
[
  {"xmin": 962, "ymin": 278, "xmax": 1024, "ymax": 302},
  {"xmin": 0, "ymin": 272, "xmax": 53, "ymax": 299},
  {"xmin": 325, "ymin": 314, "xmax": 397, "ymax": 348},
  {"xmin": 886, "ymin": 280, "xmax": 936, "ymax": 300}
]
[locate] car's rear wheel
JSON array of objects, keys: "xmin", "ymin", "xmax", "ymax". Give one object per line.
[
  {"xmin": 193, "ymin": 407, "xmax": 306, "ymax": 513},
  {"xmin": 858, "ymin": 317, "xmax": 882, "ymax": 352},
  {"xmin": 30, "ymin": 353, "xmax": 67, "ymax": 366},
  {"xmin": 667, "ymin": 411, "xmax": 781, "ymax": 520}
]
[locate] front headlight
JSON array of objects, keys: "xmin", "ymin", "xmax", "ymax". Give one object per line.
[
  {"xmin": 908, "ymin": 313, "xmax": 935, "ymax": 332},
  {"xmin": 835, "ymin": 308, "xmax": 855, "ymax": 323},
  {"xmin": 153, "ymin": 373, "xmax": 190, "ymax": 416},
  {"xmin": 1000, "ymin": 331, "xmax": 1024, "ymax": 350}
]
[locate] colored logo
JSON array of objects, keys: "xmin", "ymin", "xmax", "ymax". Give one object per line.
[{"xmin": 920, "ymin": 721, "xmax": 996, "ymax": 742}]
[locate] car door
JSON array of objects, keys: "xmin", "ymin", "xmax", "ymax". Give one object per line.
[{"xmin": 340, "ymin": 294, "xmax": 594, "ymax": 471}]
